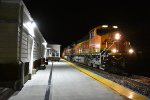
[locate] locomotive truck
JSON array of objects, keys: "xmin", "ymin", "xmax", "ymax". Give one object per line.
[{"xmin": 63, "ymin": 25, "xmax": 139, "ymax": 74}]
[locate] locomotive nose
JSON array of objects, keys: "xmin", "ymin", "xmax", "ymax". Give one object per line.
[{"xmin": 124, "ymin": 52, "xmax": 142, "ymax": 74}]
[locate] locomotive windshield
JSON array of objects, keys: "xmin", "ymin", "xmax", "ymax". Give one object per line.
[{"xmin": 96, "ymin": 29, "xmax": 112, "ymax": 35}]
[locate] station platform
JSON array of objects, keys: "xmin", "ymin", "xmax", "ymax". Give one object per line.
[{"xmin": 8, "ymin": 59, "xmax": 141, "ymax": 100}]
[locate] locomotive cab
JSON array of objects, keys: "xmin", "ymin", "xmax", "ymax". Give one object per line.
[{"xmin": 89, "ymin": 25, "xmax": 137, "ymax": 73}]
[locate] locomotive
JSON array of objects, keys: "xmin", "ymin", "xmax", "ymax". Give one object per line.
[{"xmin": 63, "ymin": 25, "xmax": 139, "ymax": 74}]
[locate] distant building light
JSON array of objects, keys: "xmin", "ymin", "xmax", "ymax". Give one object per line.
[
  {"xmin": 113, "ymin": 26, "xmax": 118, "ymax": 29},
  {"xmin": 47, "ymin": 47, "xmax": 51, "ymax": 49},
  {"xmin": 102, "ymin": 25, "xmax": 108, "ymax": 28},
  {"xmin": 42, "ymin": 42, "xmax": 47, "ymax": 46}
]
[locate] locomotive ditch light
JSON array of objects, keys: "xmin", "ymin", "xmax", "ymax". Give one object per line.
[
  {"xmin": 112, "ymin": 48, "xmax": 117, "ymax": 53},
  {"xmin": 129, "ymin": 48, "xmax": 134, "ymax": 54},
  {"xmin": 115, "ymin": 33, "xmax": 121, "ymax": 40}
]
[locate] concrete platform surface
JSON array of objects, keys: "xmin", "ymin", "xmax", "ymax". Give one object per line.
[
  {"xmin": 9, "ymin": 59, "xmax": 125, "ymax": 100},
  {"xmin": 8, "ymin": 64, "xmax": 51, "ymax": 100}
]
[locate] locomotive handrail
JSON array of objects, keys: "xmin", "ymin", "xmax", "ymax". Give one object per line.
[
  {"xmin": 99, "ymin": 41, "xmax": 116, "ymax": 66},
  {"xmin": 100, "ymin": 41, "xmax": 115, "ymax": 57}
]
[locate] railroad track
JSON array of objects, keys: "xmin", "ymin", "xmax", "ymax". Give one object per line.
[
  {"xmin": 0, "ymin": 87, "xmax": 15, "ymax": 100},
  {"xmin": 73, "ymin": 62, "xmax": 150, "ymax": 98},
  {"xmin": 130, "ymin": 75, "xmax": 150, "ymax": 85}
]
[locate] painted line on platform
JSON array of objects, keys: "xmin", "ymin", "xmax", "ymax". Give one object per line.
[
  {"xmin": 63, "ymin": 59, "xmax": 149, "ymax": 100},
  {"xmin": 44, "ymin": 62, "xmax": 53, "ymax": 100}
]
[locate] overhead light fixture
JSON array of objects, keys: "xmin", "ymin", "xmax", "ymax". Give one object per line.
[
  {"xmin": 31, "ymin": 21, "xmax": 36, "ymax": 28},
  {"xmin": 42, "ymin": 42, "xmax": 47, "ymax": 46},
  {"xmin": 23, "ymin": 21, "xmax": 36, "ymax": 37}
]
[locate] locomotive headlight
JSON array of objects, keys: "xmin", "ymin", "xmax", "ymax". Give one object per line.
[
  {"xmin": 102, "ymin": 25, "xmax": 108, "ymax": 28},
  {"xmin": 96, "ymin": 44, "xmax": 100, "ymax": 48},
  {"xmin": 113, "ymin": 26, "xmax": 118, "ymax": 29},
  {"xmin": 115, "ymin": 33, "xmax": 121, "ymax": 40},
  {"xmin": 112, "ymin": 48, "xmax": 117, "ymax": 53},
  {"xmin": 129, "ymin": 48, "xmax": 134, "ymax": 54}
]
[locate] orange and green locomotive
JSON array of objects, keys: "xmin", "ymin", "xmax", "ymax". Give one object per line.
[{"xmin": 63, "ymin": 25, "xmax": 139, "ymax": 74}]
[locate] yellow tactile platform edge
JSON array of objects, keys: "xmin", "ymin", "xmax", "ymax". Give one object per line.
[{"xmin": 63, "ymin": 59, "xmax": 149, "ymax": 100}]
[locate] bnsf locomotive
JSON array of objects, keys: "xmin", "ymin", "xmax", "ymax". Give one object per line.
[{"xmin": 63, "ymin": 25, "xmax": 139, "ymax": 74}]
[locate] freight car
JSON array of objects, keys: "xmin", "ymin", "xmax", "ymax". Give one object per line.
[{"xmin": 63, "ymin": 25, "xmax": 139, "ymax": 74}]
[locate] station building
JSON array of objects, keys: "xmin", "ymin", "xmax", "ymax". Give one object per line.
[{"xmin": 0, "ymin": 0, "xmax": 47, "ymax": 89}]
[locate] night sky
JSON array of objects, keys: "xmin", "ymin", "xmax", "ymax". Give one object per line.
[{"xmin": 23, "ymin": 0, "xmax": 150, "ymax": 56}]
